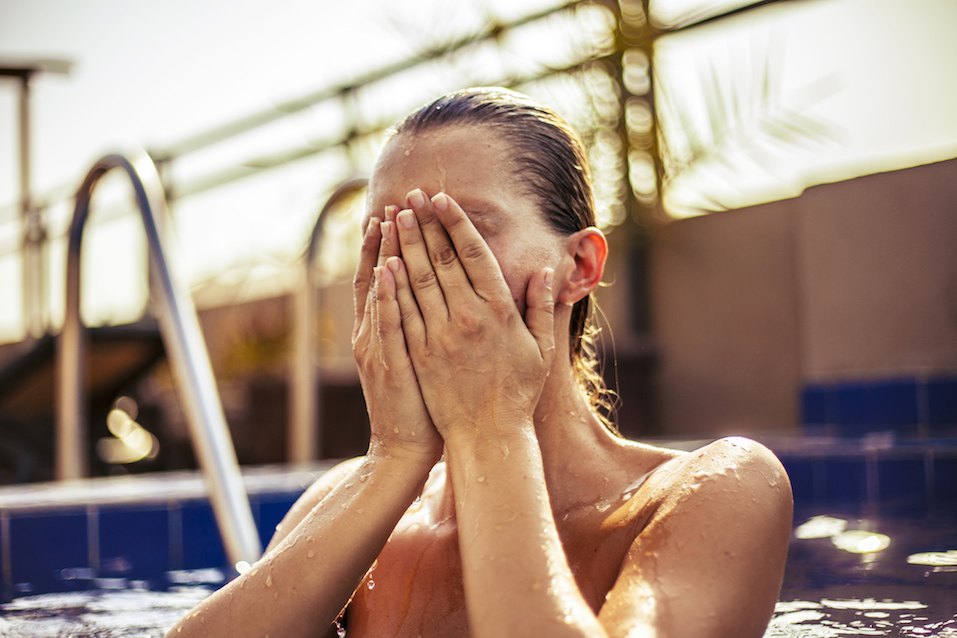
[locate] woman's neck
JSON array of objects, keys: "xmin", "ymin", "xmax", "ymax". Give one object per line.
[{"xmin": 532, "ymin": 363, "xmax": 628, "ymax": 515}]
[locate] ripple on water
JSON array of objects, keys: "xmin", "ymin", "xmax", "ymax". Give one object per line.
[
  {"xmin": 766, "ymin": 598, "xmax": 956, "ymax": 638},
  {"xmin": 0, "ymin": 587, "xmax": 213, "ymax": 637}
]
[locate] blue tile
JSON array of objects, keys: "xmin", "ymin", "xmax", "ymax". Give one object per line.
[
  {"xmin": 9, "ymin": 509, "xmax": 89, "ymax": 594},
  {"xmin": 800, "ymin": 385, "xmax": 833, "ymax": 427},
  {"xmin": 821, "ymin": 456, "xmax": 868, "ymax": 507},
  {"xmin": 1, "ymin": 515, "xmax": 7, "ymax": 600},
  {"xmin": 834, "ymin": 379, "xmax": 919, "ymax": 436},
  {"xmin": 932, "ymin": 452, "xmax": 957, "ymax": 513},
  {"xmin": 779, "ymin": 456, "xmax": 816, "ymax": 509},
  {"xmin": 927, "ymin": 377, "xmax": 957, "ymax": 426},
  {"xmin": 256, "ymin": 493, "xmax": 300, "ymax": 548},
  {"xmin": 875, "ymin": 456, "xmax": 926, "ymax": 514},
  {"xmin": 181, "ymin": 500, "xmax": 226, "ymax": 570},
  {"xmin": 99, "ymin": 505, "xmax": 170, "ymax": 581}
]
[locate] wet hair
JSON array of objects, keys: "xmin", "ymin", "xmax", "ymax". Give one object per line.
[{"xmin": 392, "ymin": 86, "xmax": 616, "ymax": 433}]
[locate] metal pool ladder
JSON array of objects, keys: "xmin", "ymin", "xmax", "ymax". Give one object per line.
[
  {"xmin": 56, "ymin": 149, "xmax": 262, "ymax": 568},
  {"xmin": 289, "ymin": 176, "xmax": 367, "ymax": 462}
]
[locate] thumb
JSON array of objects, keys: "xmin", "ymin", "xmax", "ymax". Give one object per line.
[{"xmin": 525, "ymin": 268, "xmax": 556, "ymax": 365}]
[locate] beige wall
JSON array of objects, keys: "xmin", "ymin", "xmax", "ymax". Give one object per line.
[
  {"xmin": 644, "ymin": 158, "xmax": 957, "ymax": 437},
  {"xmin": 798, "ymin": 159, "xmax": 957, "ymax": 380},
  {"xmin": 647, "ymin": 200, "xmax": 802, "ymax": 436}
]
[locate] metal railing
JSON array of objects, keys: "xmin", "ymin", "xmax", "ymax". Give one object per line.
[
  {"xmin": 288, "ymin": 177, "xmax": 368, "ymax": 463},
  {"xmin": 56, "ymin": 149, "xmax": 261, "ymax": 568}
]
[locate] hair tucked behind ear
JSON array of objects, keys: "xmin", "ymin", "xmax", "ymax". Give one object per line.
[{"xmin": 393, "ymin": 86, "xmax": 618, "ymax": 434}]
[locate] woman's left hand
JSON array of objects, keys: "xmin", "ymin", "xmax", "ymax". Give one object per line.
[{"xmin": 381, "ymin": 188, "xmax": 556, "ymax": 449}]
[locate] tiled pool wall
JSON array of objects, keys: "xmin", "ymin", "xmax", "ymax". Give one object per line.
[
  {"xmin": 0, "ymin": 466, "xmax": 328, "ymax": 602},
  {"xmin": 0, "ymin": 373, "xmax": 954, "ymax": 601},
  {"xmin": 793, "ymin": 373, "xmax": 957, "ymax": 515},
  {"xmin": 800, "ymin": 374, "xmax": 957, "ymax": 438}
]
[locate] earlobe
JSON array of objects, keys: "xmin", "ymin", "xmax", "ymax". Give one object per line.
[{"xmin": 557, "ymin": 227, "xmax": 607, "ymax": 305}]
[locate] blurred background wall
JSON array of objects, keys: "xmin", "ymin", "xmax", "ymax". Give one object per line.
[{"xmin": 1, "ymin": 0, "xmax": 955, "ymax": 480}]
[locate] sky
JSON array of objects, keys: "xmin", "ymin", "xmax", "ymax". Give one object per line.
[{"xmin": 1, "ymin": 0, "xmax": 955, "ymax": 343}]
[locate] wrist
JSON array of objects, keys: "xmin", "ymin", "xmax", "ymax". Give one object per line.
[
  {"xmin": 366, "ymin": 435, "xmax": 441, "ymax": 472},
  {"xmin": 444, "ymin": 419, "xmax": 538, "ymax": 465}
]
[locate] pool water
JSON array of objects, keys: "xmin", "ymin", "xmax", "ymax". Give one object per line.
[
  {"xmin": 0, "ymin": 587, "xmax": 210, "ymax": 637},
  {"xmin": 1, "ymin": 510, "xmax": 953, "ymax": 637}
]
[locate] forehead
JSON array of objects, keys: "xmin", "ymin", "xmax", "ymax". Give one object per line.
[{"xmin": 369, "ymin": 126, "xmax": 526, "ymax": 215}]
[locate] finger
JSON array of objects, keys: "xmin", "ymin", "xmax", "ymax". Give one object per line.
[
  {"xmin": 395, "ymin": 208, "xmax": 448, "ymax": 325},
  {"xmin": 373, "ymin": 266, "xmax": 408, "ymax": 370},
  {"xmin": 406, "ymin": 189, "xmax": 472, "ymax": 306},
  {"xmin": 430, "ymin": 192, "xmax": 511, "ymax": 304},
  {"xmin": 386, "ymin": 255, "xmax": 426, "ymax": 348},
  {"xmin": 525, "ymin": 268, "xmax": 556, "ymax": 366},
  {"xmin": 353, "ymin": 217, "xmax": 381, "ymax": 340},
  {"xmin": 377, "ymin": 220, "xmax": 400, "ymax": 267},
  {"xmin": 375, "ymin": 262, "xmax": 418, "ymax": 367},
  {"xmin": 384, "ymin": 204, "xmax": 399, "ymax": 223}
]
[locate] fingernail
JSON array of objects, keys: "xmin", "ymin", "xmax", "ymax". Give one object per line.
[
  {"xmin": 366, "ymin": 217, "xmax": 380, "ymax": 234},
  {"xmin": 384, "ymin": 205, "xmax": 398, "ymax": 222},
  {"xmin": 380, "ymin": 220, "xmax": 393, "ymax": 240},
  {"xmin": 431, "ymin": 192, "xmax": 448, "ymax": 212},
  {"xmin": 386, "ymin": 256, "xmax": 401, "ymax": 273},
  {"xmin": 408, "ymin": 189, "xmax": 427, "ymax": 209},
  {"xmin": 544, "ymin": 268, "xmax": 554, "ymax": 289},
  {"xmin": 397, "ymin": 209, "xmax": 415, "ymax": 229}
]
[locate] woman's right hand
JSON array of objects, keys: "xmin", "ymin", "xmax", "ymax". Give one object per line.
[{"xmin": 353, "ymin": 209, "xmax": 443, "ymax": 464}]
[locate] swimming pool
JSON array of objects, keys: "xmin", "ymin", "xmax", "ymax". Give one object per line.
[{"xmin": 0, "ymin": 437, "xmax": 954, "ymax": 636}]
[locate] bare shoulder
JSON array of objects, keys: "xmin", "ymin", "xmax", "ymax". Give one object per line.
[
  {"xmin": 267, "ymin": 457, "xmax": 366, "ymax": 552},
  {"xmin": 600, "ymin": 438, "xmax": 793, "ymax": 638},
  {"xmin": 647, "ymin": 436, "xmax": 792, "ymax": 511},
  {"xmin": 639, "ymin": 436, "xmax": 793, "ymax": 558}
]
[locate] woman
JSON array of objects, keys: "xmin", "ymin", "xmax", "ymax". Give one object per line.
[{"xmin": 169, "ymin": 87, "xmax": 792, "ymax": 638}]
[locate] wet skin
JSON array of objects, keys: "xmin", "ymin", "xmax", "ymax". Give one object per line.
[
  {"xmin": 166, "ymin": 124, "xmax": 792, "ymax": 638},
  {"xmin": 272, "ymin": 126, "xmax": 794, "ymax": 637}
]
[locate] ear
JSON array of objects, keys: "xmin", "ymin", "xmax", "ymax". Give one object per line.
[{"xmin": 557, "ymin": 227, "xmax": 607, "ymax": 305}]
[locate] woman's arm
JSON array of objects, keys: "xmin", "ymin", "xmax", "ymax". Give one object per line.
[
  {"xmin": 385, "ymin": 190, "xmax": 791, "ymax": 637},
  {"xmin": 386, "ymin": 190, "xmax": 603, "ymax": 636},
  {"xmin": 167, "ymin": 211, "xmax": 442, "ymax": 638}
]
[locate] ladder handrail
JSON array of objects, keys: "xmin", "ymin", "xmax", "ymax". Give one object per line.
[
  {"xmin": 289, "ymin": 177, "xmax": 368, "ymax": 463},
  {"xmin": 56, "ymin": 149, "xmax": 261, "ymax": 569}
]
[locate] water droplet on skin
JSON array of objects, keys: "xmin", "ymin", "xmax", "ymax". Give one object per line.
[
  {"xmin": 266, "ymin": 574, "xmax": 273, "ymax": 588},
  {"xmin": 367, "ymin": 578, "xmax": 376, "ymax": 590},
  {"xmin": 392, "ymin": 427, "xmax": 399, "ymax": 434},
  {"xmin": 307, "ymin": 550, "xmax": 316, "ymax": 558},
  {"xmin": 596, "ymin": 502, "xmax": 611, "ymax": 512},
  {"xmin": 477, "ymin": 475, "xmax": 486, "ymax": 483},
  {"xmin": 336, "ymin": 620, "xmax": 347, "ymax": 637},
  {"xmin": 358, "ymin": 474, "xmax": 368, "ymax": 483},
  {"xmin": 622, "ymin": 492, "xmax": 633, "ymax": 501},
  {"xmin": 500, "ymin": 443, "xmax": 510, "ymax": 460}
]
